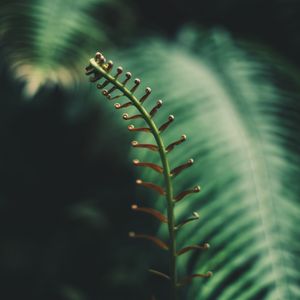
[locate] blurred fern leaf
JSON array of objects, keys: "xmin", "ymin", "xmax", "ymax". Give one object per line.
[
  {"xmin": 119, "ymin": 28, "xmax": 300, "ymax": 299},
  {"xmin": 0, "ymin": 0, "xmax": 127, "ymax": 97}
]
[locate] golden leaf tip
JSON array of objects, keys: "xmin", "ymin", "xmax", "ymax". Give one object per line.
[
  {"xmin": 128, "ymin": 125, "xmax": 134, "ymax": 130},
  {"xmin": 128, "ymin": 231, "xmax": 136, "ymax": 238},
  {"xmin": 95, "ymin": 52, "xmax": 104, "ymax": 62},
  {"xmin": 193, "ymin": 212, "xmax": 200, "ymax": 219},
  {"xmin": 194, "ymin": 185, "xmax": 201, "ymax": 192}
]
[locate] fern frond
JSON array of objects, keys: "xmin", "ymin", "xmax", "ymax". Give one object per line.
[
  {"xmin": 115, "ymin": 28, "xmax": 300, "ymax": 300},
  {"xmin": 1, "ymin": 0, "xmax": 129, "ymax": 97},
  {"xmin": 86, "ymin": 51, "xmax": 212, "ymax": 299}
]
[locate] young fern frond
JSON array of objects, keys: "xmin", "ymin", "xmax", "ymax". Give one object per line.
[{"xmin": 85, "ymin": 52, "xmax": 212, "ymax": 299}]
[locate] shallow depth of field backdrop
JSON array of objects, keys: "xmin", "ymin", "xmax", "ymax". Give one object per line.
[{"xmin": 1, "ymin": 1, "xmax": 300, "ymax": 300}]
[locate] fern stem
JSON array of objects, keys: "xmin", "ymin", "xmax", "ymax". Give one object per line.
[{"xmin": 90, "ymin": 59, "xmax": 178, "ymax": 299}]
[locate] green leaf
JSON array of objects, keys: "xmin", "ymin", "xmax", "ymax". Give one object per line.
[
  {"xmin": 119, "ymin": 28, "xmax": 300, "ymax": 299},
  {"xmin": 1, "ymin": 0, "xmax": 127, "ymax": 97}
]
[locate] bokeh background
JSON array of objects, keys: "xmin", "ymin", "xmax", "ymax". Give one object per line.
[{"xmin": 1, "ymin": 1, "xmax": 300, "ymax": 299}]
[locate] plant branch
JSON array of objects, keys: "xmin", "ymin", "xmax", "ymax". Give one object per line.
[{"xmin": 89, "ymin": 57, "xmax": 178, "ymax": 299}]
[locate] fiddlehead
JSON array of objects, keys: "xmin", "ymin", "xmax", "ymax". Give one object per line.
[{"xmin": 85, "ymin": 52, "xmax": 212, "ymax": 299}]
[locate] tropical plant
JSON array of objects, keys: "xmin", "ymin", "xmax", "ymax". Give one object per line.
[
  {"xmin": 0, "ymin": 0, "xmax": 133, "ymax": 97},
  {"xmin": 85, "ymin": 49, "xmax": 213, "ymax": 299},
  {"xmin": 86, "ymin": 28, "xmax": 300, "ymax": 299},
  {"xmin": 1, "ymin": 0, "xmax": 300, "ymax": 299}
]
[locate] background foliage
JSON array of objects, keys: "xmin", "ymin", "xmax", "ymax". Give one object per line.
[{"xmin": 0, "ymin": 1, "xmax": 300, "ymax": 299}]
